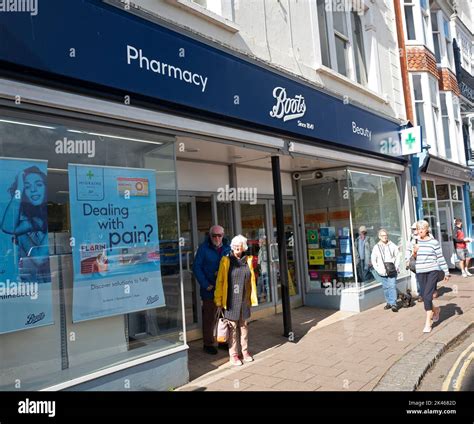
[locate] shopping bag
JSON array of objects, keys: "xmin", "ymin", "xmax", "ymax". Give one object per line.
[
  {"xmin": 213, "ymin": 309, "xmax": 228, "ymax": 343},
  {"xmin": 216, "ymin": 317, "xmax": 229, "ymax": 343}
]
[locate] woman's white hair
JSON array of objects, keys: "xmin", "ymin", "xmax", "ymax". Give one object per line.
[
  {"xmin": 416, "ymin": 220, "xmax": 431, "ymax": 233},
  {"xmin": 230, "ymin": 234, "xmax": 248, "ymax": 251}
]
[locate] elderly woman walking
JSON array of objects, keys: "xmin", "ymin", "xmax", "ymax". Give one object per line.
[
  {"xmin": 413, "ymin": 220, "xmax": 450, "ymax": 333},
  {"xmin": 214, "ymin": 235, "xmax": 258, "ymax": 366}
]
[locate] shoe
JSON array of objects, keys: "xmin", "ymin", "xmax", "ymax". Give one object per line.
[
  {"xmin": 423, "ymin": 326, "xmax": 432, "ymax": 333},
  {"xmin": 432, "ymin": 307, "xmax": 440, "ymax": 323},
  {"xmin": 466, "ymin": 271, "xmax": 473, "ymax": 276},
  {"xmin": 391, "ymin": 305, "xmax": 399, "ymax": 312},
  {"xmin": 384, "ymin": 303, "xmax": 391, "ymax": 310},
  {"xmin": 230, "ymin": 354, "xmax": 242, "ymax": 366},
  {"xmin": 242, "ymin": 352, "xmax": 254, "ymax": 363},
  {"xmin": 462, "ymin": 272, "xmax": 468, "ymax": 278},
  {"xmin": 218, "ymin": 343, "xmax": 229, "ymax": 351},
  {"xmin": 203, "ymin": 345, "xmax": 218, "ymax": 355}
]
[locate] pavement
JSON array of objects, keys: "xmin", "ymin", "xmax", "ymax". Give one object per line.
[{"xmin": 177, "ymin": 273, "xmax": 473, "ymax": 391}]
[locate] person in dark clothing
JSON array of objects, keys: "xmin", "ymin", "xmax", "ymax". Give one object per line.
[{"xmin": 192, "ymin": 225, "xmax": 231, "ymax": 354}]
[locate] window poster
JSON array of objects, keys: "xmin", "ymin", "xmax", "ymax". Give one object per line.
[
  {"xmin": 339, "ymin": 237, "xmax": 351, "ymax": 254},
  {"xmin": 337, "ymin": 255, "xmax": 354, "ymax": 278},
  {"xmin": 307, "ymin": 229, "xmax": 319, "ymax": 246},
  {"xmin": 320, "ymin": 227, "xmax": 336, "ymax": 248},
  {"xmin": 68, "ymin": 164, "xmax": 165, "ymax": 322},
  {"xmin": 0, "ymin": 158, "xmax": 53, "ymax": 334},
  {"xmin": 308, "ymin": 249, "xmax": 324, "ymax": 265}
]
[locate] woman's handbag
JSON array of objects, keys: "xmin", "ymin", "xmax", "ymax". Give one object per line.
[
  {"xmin": 214, "ymin": 309, "xmax": 229, "ymax": 343},
  {"xmin": 408, "ymin": 255, "xmax": 417, "ymax": 273}
]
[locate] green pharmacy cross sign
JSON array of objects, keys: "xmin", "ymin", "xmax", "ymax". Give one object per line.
[{"xmin": 400, "ymin": 126, "xmax": 422, "ymax": 155}]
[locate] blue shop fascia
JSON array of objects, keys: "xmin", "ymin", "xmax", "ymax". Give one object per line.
[{"xmin": 0, "ymin": 0, "xmax": 412, "ymax": 391}]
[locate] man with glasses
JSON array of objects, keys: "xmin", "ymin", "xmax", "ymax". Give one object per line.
[{"xmin": 193, "ymin": 225, "xmax": 231, "ymax": 354}]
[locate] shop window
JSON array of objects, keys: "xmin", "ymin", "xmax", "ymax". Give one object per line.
[
  {"xmin": 302, "ymin": 168, "xmax": 406, "ymax": 291},
  {"xmin": 426, "ymin": 180, "xmax": 436, "ymax": 198},
  {"xmin": 302, "ymin": 169, "xmax": 352, "ymax": 290},
  {"xmin": 436, "ymin": 184, "xmax": 449, "ymax": 200},
  {"xmin": 0, "ymin": 113, "xmax": 183, "ymax": 390},
  {"xmin": 452, "ymin": 202, "xmax": 465, "ymax": 227},
  {"xmin": 216, "ymin": 201, "xmax": 233, "ymax": 237},
  {"xmin": 348, "ymin": 170, "xmax": 406, "ymax": 287},
  {"xmin": 450, "ymin": 185, "xmax": 462, "ymax": 201},
  {"xmin": 422, "ymin": 180, "xmax": 438, "ymax": 240},
  {"xmin": 422, "ymin": 199, "xmax": 438, "ymax": 240}
]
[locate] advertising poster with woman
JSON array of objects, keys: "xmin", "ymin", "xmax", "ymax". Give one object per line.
[
  {"xmin": 0, "ymin": 158, "xmax": 53, "ymax": 334},
  {"xmin": 68, "ymin": 164, "xmax": 165, "ymax": 322}
]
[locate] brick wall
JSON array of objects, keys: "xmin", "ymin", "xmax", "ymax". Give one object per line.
[
  {"xmin": 406, "ymin": 46, "xmax": 439, "ymax": 79},
  {"xmin": 438, "ymin": 68, "xmax": 461, "ymax": 96}
]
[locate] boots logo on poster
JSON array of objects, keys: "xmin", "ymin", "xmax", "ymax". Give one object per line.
[{"xmin": 269, "ymin": 87, "xmax": 307, "ymax": 122}]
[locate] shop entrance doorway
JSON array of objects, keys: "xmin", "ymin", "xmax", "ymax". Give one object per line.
[
  {"xmin": 240, "ymin": 200, "xmax": 300, "ymax": 312},
  {"xmin": 177, "ymin": 195, "xmax": 233, "ymax": 340},
  {"xmin": 438, "ymin": 204, "xmax": 454, "ymax": 267}
]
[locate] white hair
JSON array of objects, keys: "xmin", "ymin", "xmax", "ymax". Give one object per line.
[
  {"xmin": 230, "ymin": 234, "xmax": 248, "ymax": 251},
  {"xmin": 209, "ymin": 225, "xmax": 224, "ymax": 234}
]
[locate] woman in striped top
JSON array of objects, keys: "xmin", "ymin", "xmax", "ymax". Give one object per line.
[{"xmin": 413, "ymin": 220, "xmax": 450, "ymax": 333}]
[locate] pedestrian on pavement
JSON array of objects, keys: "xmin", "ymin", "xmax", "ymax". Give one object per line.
[
  {"xmin": 193, "ymin": 225, "xmax": 231, "ymax": 355},
  {"xmin": 453, "ymin": 218, "xmax": 472, "ymax": 278},
  {"xmin": 405, "ymin": 222, "xmax": 422, "ymax": 302},
  {"xmin": 413, "ymin": 220, "xmax": 450, "ymax": 333},
  {"xmin": 371, "ymin": 228, "xmax": 400, "ymax": 312},
  {"xmin": 354, "ymin": 225, "xmax": 376, "ymax": 283},
  {"xmin": 214, "ymin": 234, "xmax": 258, "ymax": 366}
]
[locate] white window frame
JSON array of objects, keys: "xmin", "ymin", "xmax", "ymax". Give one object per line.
[
  {"xmin": 326, "ymin": 5, "xmax": 355, "ymax": 80},
  {"xmin": 442, "ymin": 16, "xmax": 454, "ymax": 70},
  {"xmin": 403, "ymin": 0, "xmax": 433, "ymax": 49},
  {"xmin": 315, "ymin": 1, "xmax": 369, "ymax": 86},
  {"xmin": 439, "ymin": 92, "xmax": 452, "ymax": 160},
  {"xmin": 411, "ymin": 73, "xmax": 428, "ymax": 147},
  {"xmin": 431, "ymin": 10, "xmax": 442, "ymax": 63},
  {"xmin": 452, "ymin": 96, "xmax": 465, "ymax": 165},
  {"xmin": 429, "ymin": 75, "xmax": 444, "ymax": 158},
  {"xmin": 410, "ymin": 73, "xmax": 445, "ymax": 157},
  {"xmin": 431, "ymin": 10, "xmax": 455, "ymax": 71}
]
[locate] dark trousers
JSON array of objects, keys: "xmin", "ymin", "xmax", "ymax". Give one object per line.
[
  {"xmin": 202, "ymin": 299, "xmax": 217, "ymax": 346},
  {"xmin": 417, "ymin": 271, "xmax": 438, "ymax": 311}
]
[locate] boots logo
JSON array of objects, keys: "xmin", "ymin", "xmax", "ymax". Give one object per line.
[{"xmin": 269, "ymin": 87, "xmax": 307, "ymax": 122}]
